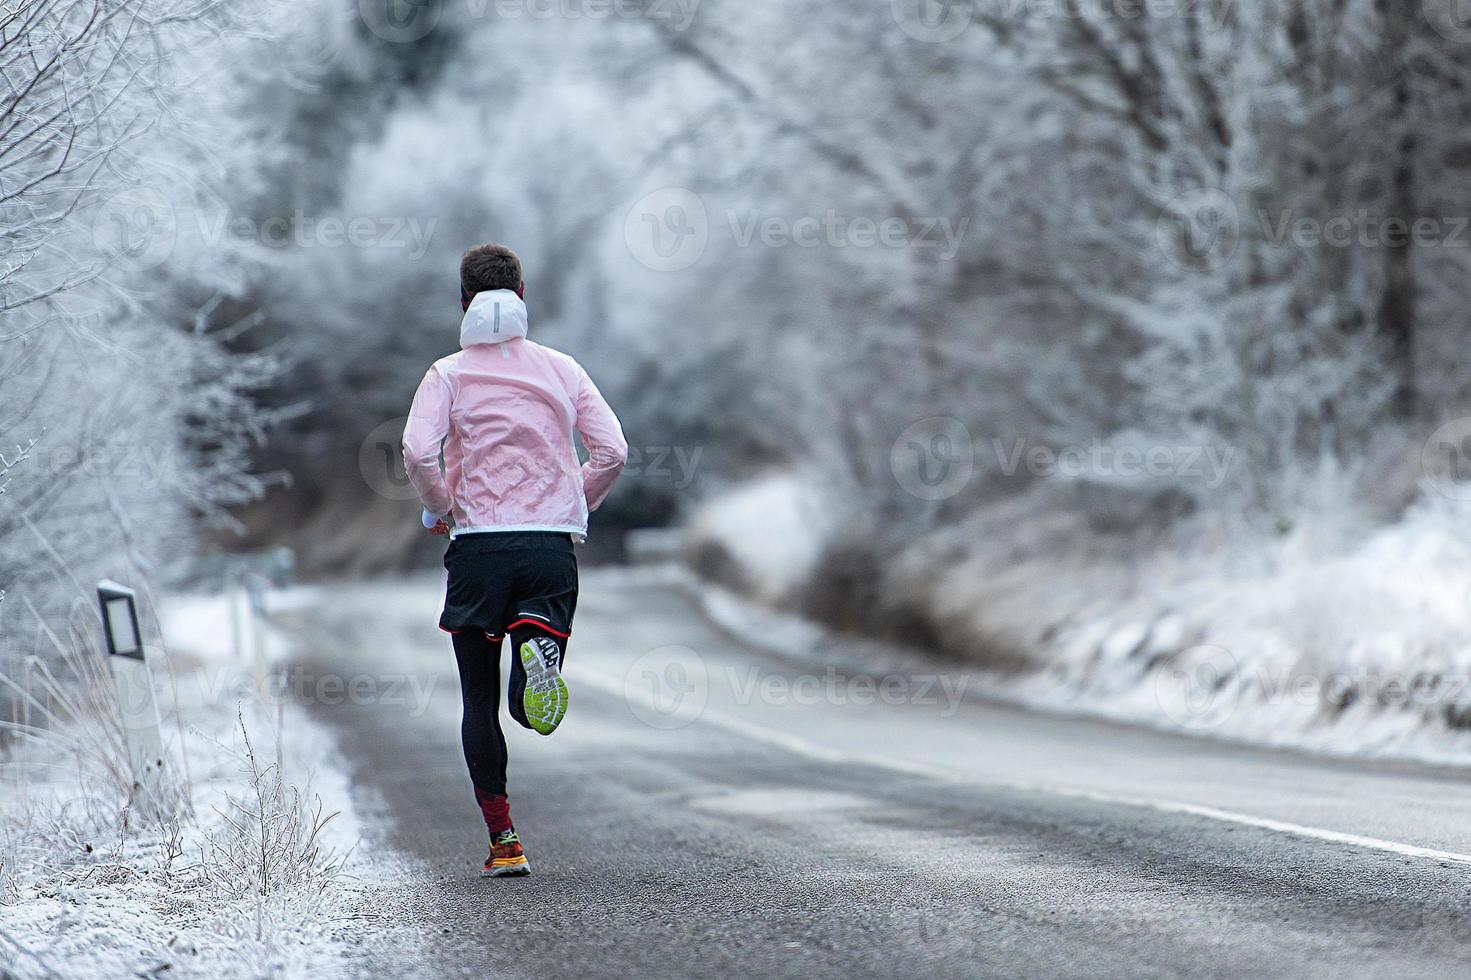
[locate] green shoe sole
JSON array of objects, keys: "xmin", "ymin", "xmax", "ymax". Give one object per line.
[{"xmin": 519, "ymin": 637, "xmax": 569, "ymax": 736}]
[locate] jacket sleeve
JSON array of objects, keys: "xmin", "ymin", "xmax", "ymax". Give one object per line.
[
  {"xmin": 573, "ymin": 364, "xmax": 629, "ymax": 512},
  {"xmin": 401, "ymin": 365, "xmax": 454, "ymax": 518}
]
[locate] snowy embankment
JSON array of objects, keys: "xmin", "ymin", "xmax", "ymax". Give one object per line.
[
  {"xmin": 0, "ymin": 591, "xmax": 420, "ymax": 979},
  {"xmin": 681, "ymin": 474, "xmax": 1471, "ymax": 767}
]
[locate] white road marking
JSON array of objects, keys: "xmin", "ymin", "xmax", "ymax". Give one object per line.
[{"xmin": 578, "ymin": 665, "xmax": 1471, "ymax": 869}]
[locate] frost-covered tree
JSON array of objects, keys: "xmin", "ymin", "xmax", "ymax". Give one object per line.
[
  {"xmin": 979, "ymin": 0, "xmax": 1471, "ymax": 526},
  {"xmin": 0, "ymin": 0, "xmax": 295, "ymax": 676}
]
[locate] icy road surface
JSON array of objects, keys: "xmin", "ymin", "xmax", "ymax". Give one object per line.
[{"xmin": 282, "ymin": 572, "xmax": 1471, "ymax": 980}]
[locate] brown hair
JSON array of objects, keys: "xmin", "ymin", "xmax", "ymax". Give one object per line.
[{"xmin": 460, "ymin": 244, "xmax": 523, "ymax": 295}]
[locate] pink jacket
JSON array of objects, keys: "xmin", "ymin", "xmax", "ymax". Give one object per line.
[{"xmin": 402, "ymin": 289, "xmax": 628, "ymax": 538}]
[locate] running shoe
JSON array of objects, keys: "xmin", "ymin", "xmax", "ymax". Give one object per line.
[
  {"xmin": 518, "ymin": 636, "xmax": 569, "ymax": 736},
  {"xmin": 481, "ymin": 829, "xmax": 531, "ymax": 877}
]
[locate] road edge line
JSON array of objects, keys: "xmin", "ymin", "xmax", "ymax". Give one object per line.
[{"xmin": 579, "ymin": 665, "xmax": 1471, "ymax": 868}]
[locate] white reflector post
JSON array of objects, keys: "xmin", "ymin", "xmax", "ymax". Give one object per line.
[{"xmin": 97, "ymin": 580, "xmax": 169, "ymax": 814}]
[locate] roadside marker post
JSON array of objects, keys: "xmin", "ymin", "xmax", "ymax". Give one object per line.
[
  {"xmin": 245, "ymin": 573, "xmax": 270, "ymax": 701},
  {"xmin": 228, "ymin": 577, "xmax": 245, "ymax": 661},
  {"xmin": 96, "ymin": 580, "xmax": 169, "ymax": 814}
]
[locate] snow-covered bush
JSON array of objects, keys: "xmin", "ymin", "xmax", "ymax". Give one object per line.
[
  {"xmin": 199, "ymin": 713, "xmax": 342, "ymax": 903},
  {"xmin": 0, "ymin": 595, "xmax": 357, "ymax": 977}
]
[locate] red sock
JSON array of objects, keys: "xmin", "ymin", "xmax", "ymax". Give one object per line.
[{"xmin": 475, "ymin": 787, "xmax": 512, "ymax": 835}]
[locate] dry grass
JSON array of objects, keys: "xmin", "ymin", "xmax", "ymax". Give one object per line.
[
  {"xmin": 0, "ymin": 599, "xmax": 350, "ymax": 974},
  {"xmin": 0, "ymin": 596, "xmax": 185, "ymax": 822},
  {"xmin": 199, "ymin": 711, "xmax": 343, "ymax": 906}
]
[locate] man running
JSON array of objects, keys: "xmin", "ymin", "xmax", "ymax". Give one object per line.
[{"xmin": 402, "ymin": 243, "xmax": 628, "ymax": 877}]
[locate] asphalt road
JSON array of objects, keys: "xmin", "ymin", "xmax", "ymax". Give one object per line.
[{"xmin": 284, "ymin": 570, "xmax": 1471, "ymax": 980}]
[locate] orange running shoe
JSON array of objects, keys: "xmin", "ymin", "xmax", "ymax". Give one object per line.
[{"xmin": 482, "ymin": 829, "xmax": 531, "ymax": 878}]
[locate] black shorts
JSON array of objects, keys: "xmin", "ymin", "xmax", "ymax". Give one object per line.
[{"xmin": 440, "ymin": 532, "xmax": 578, "ymax": 641}]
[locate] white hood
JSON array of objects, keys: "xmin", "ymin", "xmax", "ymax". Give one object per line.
[{"xmin": 460, "ymin": 289, "xmax": 528, "ymax": 348}]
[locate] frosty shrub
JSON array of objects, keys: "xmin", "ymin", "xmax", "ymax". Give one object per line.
[{"xmin": 199, "ymin": 712, "xmax": 343, "ymax": 904}]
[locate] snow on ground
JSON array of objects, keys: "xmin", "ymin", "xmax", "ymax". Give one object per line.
[
  {"xmin": 0, "ymin": 590, "xmax": 426, "ymax": 979},
  {"xmin": 676, "ymin": 476, "xmax": 1471, "ymax": 768},
  {"xmin": 684, "ymin": 473, "xmax": 835, "ymax": 604}
]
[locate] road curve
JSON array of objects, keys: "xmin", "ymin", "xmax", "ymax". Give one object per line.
[{"xmin": 284, "ymin": 571, "xmax": 1471, "ymax": 980}]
